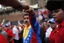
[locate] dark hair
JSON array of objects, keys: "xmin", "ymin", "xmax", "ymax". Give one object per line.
[
  {"xmin": 45, "ymin": 1, "xmax": 64, "ymax": 11},
  {"xmin": 49, "ymin": 21, "xmax": 55, "ymax": 24},
  {"xmin": 23, "ymin": 13, "xmax": 28, "ymax": 18}
]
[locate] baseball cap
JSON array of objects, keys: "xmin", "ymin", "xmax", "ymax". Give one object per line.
[{"xmin": 48, "ymin": 18, "xmax": 56, "ymax": 24}]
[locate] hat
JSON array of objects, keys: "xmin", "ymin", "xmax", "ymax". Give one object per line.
[
  {"xmin": 5, "ymin": 23, "xmax": 10, "ymax": 27},
  {"xmin": 45, "ymin": 1, "xmax": 64, "ymax": 11},
  {"xmin": 48, "ymin": 18, "xmax": 55, "ymax": 24}
]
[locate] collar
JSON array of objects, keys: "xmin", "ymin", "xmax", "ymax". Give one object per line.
[
  {"xmin": 25, "ymin": 25, "xmax": 31, "ymax": 30},
  {"xmin": 58, "ymin": 21, "xmax": 64, "ymax": 28}
]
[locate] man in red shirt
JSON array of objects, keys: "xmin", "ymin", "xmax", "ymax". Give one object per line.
[
  {"xmin": 5, "ymin": 25, "xmax": 15, "ymax": 43},
  {"xmin": 0, "ymin": 25, "xmax": 8, "ymax": 43},
  {"xmin": 46, "ymin": 0, "xmax": 64, "ymax": 43}
]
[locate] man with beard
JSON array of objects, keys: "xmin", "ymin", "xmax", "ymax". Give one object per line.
[{"xmin": 23, "ymin": 8, "xmax": 42, "ymax": 43}]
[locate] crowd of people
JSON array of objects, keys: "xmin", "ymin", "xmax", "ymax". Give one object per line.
[{"xmin": 0, "ymin": 0, "xmax": 64, "ymax": 43}]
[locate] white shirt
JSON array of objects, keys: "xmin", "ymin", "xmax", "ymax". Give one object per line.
[
  {"xmin": 45, "ymin": 27, "xmax": 52, "ymax": 37},
  {"xmin": 12, "ymin": 26, "xmax": 19, "ymax": 40},
  {"xmin": 18, "ymin": 26, "xmax": 22, "ymax": 31}
]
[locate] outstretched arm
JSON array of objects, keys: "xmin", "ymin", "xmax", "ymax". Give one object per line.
[{"xmin": 25, "ymin": 8, "xmax": 40, "ymax": 32}]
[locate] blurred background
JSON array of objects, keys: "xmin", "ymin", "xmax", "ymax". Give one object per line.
[{"xmin": 0, "ymin": 0, "xmax": 48, "ymax": 25}]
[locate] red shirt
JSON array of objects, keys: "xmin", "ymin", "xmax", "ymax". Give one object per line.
[
  {"xmin": 0, "ymin": 34, "xmax": 8, "ymax": 43},
  {"xmin": 6, "ymin": 29, "xmax": 15, "ymax": 43},
  {"xmin": 49, "ymin": 21, "xmax": 64, "ymax": 43}
]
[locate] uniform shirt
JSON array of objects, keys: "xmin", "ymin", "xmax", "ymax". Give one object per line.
[{"xmin": 49, "ymin": 21, "xmax": 64, "ymax": 43}]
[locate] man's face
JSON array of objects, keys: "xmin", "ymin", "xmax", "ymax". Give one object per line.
[
  {"xmin": 52, "ymin": 9, "xmax": 64, "ymax": 23},
  {"xmin": 24, "ymin": 15, "xmax": 30, "ymax": 25},
  {"xmin": 50, "ymin": 23, "xmax": 56, "ymax": 30}
]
